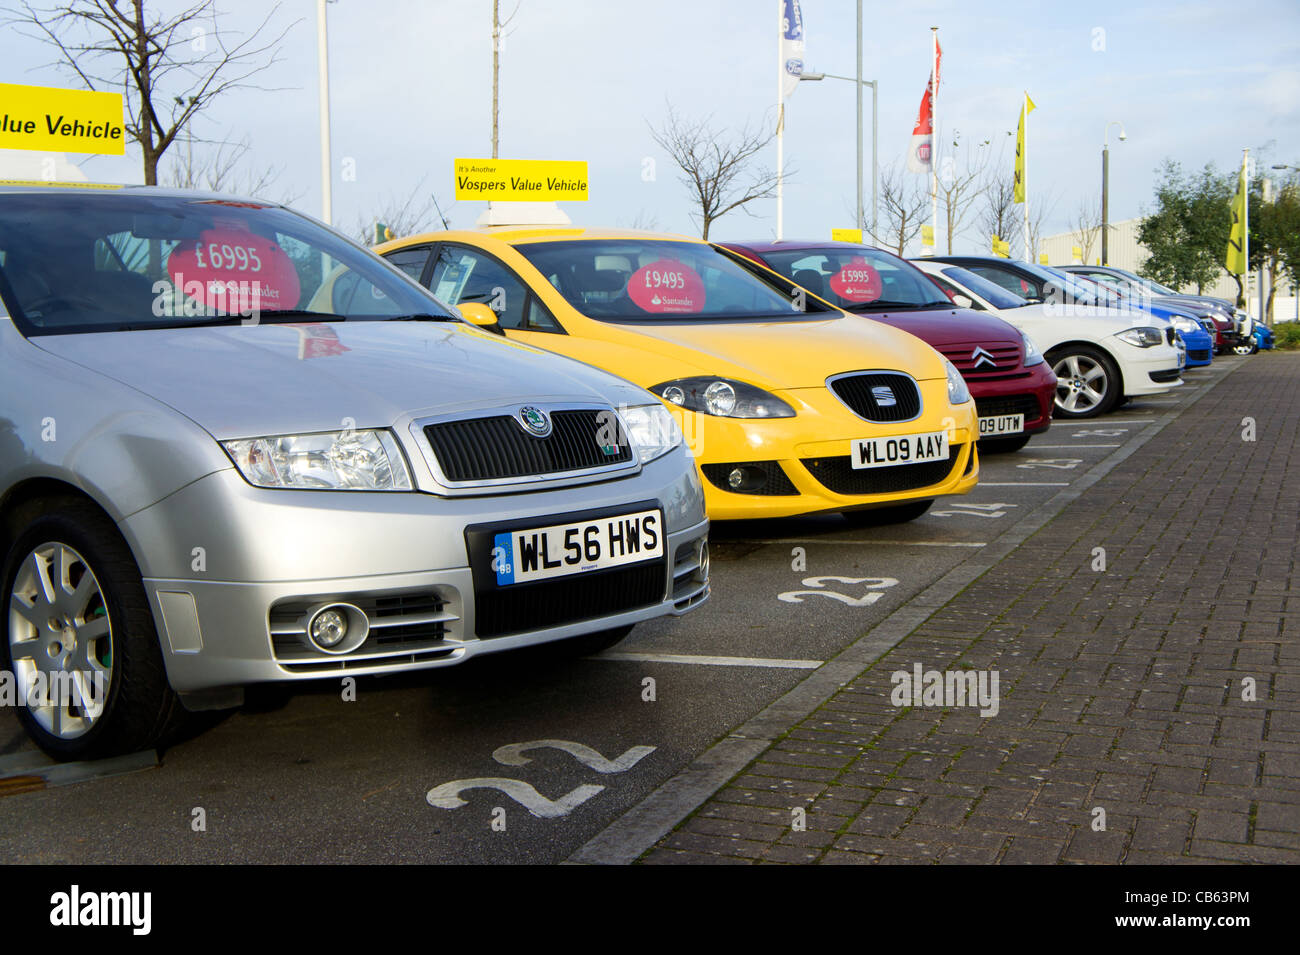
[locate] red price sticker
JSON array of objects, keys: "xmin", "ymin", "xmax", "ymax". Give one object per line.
[
  {"xmin": 829, "ymin": 258, "xmax": 882, "ymax": 303},
  {"xmin": 166, "ymin": 227, "xmax": 301, "ymax": 314},
  {"xmin": 627, "ymin": 260, "xmax": 706, "ymax": 313}
]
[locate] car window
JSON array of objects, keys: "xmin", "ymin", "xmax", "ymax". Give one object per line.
[
  {"xmin": 925, "ymin": 271, "xmax": 984, "ymax": 309},
  {"xmin": 969, "ymin": 265, "xmax": 1040, "ymax": 299},
  {"xmin": 754, "ymin": 246, "xmax": 950, "ymax": 312},
  {"xmin": 384, "ymin": 246, "xmax": 432, "ymax": 282},
  {"xmin": 934, "ymin": 266, "xmax": 1030, "ymax": 310},
  {"xmin": 427, "ymin": 245, "xmax": 561, "ymax": 332},
  {"xmin": 0, "ymin": 193, "xmax": 452, "ymax": 335},
  {"xmin": 513, "ymin": 239, "xmax": 827, "ymax": 322}
]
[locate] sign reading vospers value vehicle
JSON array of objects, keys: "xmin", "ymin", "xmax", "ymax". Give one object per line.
[
  {"xmin": 0, "ymin": 83, "xmax": 126, "ymax": 154},
  {"xmin": 454, "ymin": 158, "xmax": 588, "ymax": 201}
]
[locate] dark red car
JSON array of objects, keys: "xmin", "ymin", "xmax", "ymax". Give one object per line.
[{"xmin": 718, "ymin": 240, "xmax": 1058, "ymax": 452}]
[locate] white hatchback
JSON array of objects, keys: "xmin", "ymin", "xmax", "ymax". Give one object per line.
[{"xmin": 912, "ymin": 260, "xmax": 1183, "ymax": 418}]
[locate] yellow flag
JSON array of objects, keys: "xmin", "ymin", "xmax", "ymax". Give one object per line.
[
  {"xmin": 921, "ymin": 224, "xmax": 935, "ymax": 247},
  {"xmin": 1225, "ymin": 155, "xmax": 1248, "ymax": 275},
  {"xmin": 1013, "ymin": 93, "xmax": 1034, "ymax": 204}
]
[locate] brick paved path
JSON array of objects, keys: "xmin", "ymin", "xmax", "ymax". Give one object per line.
[{"xmin": 642, "ymin": 355, "xmax": 1300, "ymax": 864}]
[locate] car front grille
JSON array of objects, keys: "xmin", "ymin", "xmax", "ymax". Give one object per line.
[
  {"xmin": 474, "ymin": 560, "xmax": 666, "ymax": 638},
  {"xmin": 975, "ymin": 394, "xmax": 1045, "ymax": 424},
  {"xmin": 1188, "ymin": 349, "xmax": 1211, "ymax": 362},
  {"xmin": 424, "ymin": 409, "xmax": 632, "ymax": 483},
  {"xmin": 801, "ymin": 445, "xmax": 962, "ymax": 495},
  {"xmin": 939, "ymin": 343, "xmax": 1023, "ymax": 376},
  {"xmin": 828, "ymin": 372, "xmax": 921, "ymax": 422}
]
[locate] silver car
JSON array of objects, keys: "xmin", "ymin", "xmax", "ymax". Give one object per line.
[{"xmin": 0, "ymin": 185, "xmax": 709, "ymax": 760}]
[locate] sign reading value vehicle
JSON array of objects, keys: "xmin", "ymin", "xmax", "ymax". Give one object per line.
[
  {"xmin": 454, "ymin": 158, "xmax": 588, "ymax": 201},
  {"xmin": 0, "ymin": 83, "xmax": 125, "ymax": 154}
]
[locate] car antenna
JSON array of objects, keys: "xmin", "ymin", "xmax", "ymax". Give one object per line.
[{"xmin": 431, "ymin": 192, "xmax": 451, "ymax": 230}]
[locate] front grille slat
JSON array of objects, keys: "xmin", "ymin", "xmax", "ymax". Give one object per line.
[
  {"xmin": 974, "ymin": 394, "xmax": 1044, "ymax": 421},
  {"xmin": 425, "ymin": 409, "xmax": 632, "ymax": 483},
  {"xmin": 802, "ymin": 445, "xmax": 962, "ymax": 495},
  {"xmin": 829, "ymin": 373, "xmax": 922, "ymax": 422},
  {"xmin": 475, "ymin": 560, "xmax": 665, "ymax": 638}
]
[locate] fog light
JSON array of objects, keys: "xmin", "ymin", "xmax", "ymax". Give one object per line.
[
  {"xmin": 728, "ymin": 468, "xmax": 744, "ymax": 489},
  {"xmin": 697, "ymin": 542, "xmax": 710, "ymax": 582},
  {"xmin": 301, "ymin": 602, "xmax": 370, "ymax": 654},
  {"xmin": 311, "ymin": 608, "xmax": 348, "ymax": 648}
]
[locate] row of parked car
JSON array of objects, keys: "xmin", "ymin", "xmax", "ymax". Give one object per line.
[{"xmin": 0, "ymin": 183, "xmax": 1250, "ymax": 759}]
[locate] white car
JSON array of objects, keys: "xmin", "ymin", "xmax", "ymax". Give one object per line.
[{"xmin": 911, "ymin": 260, "xmax": 1183, "ymax": 418}]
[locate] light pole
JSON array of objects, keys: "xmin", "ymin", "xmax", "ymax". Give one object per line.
[
  {"xmin": 317, "ymin": 0, "xmax": 332, "ymax": 225},
  {"xmin": 799, "ymin": 70, "xmax": 878, "ymax": 241},
  {"xmin": 1101, "ymin": 121, "xmax": 1126, "ymax": 265}
]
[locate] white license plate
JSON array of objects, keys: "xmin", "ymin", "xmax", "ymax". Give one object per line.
[
  {"xmin": 978, "ymin": 414, "xmax": 1024, "ymax": 436},
  {"xmin": 851, "ymin": 431, "xmax": 949, "ymax": 470},
  {"xmin": 492, "ymin": 509, "xmax": 663, "ymax": 585}
]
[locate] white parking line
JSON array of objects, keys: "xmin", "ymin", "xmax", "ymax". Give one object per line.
[
  {"xmin": 593, "ymin": 652, "xmax": 824, "ymax": 669},
  {"xmin": 979, "ymin": 482, "xmax": 1070, "ymax": 486},
  {"xmin": 744, "ymin": 539, "xmax": 986, "ymax": 548},
  {"xmin": 1026, "ymin": 444, "xmax": 1121, "ymax": 449},
  {"xmin": 1054, "ymin": 419, "xmax": 1156, "ymax": 425}
]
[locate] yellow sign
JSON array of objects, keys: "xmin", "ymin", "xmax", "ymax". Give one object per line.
[
  {"xmin": 831, "ymin": 228, "xmax": 862, "ymax": 243},
  {"xmin": 1071, "ymin": 245, "xmax": 1082, "ymax": 261},
  {"xmin": 1039, "ymin": 253, "xmax": 1049, "ymax": 265},
  {"xmin": 921, "ymin": 224, "xmax": 935, "ymax": 247},
  {"xmin": 454, "ymin": 158, "xmax": 588, "ymax": 201},
  {"xmin": 0, "ymin": 83, "xmax": 125, "ymax": 155},
  {"xmin": 992, "ymin": 236, "xmax": 1010, "ymax": 258}
]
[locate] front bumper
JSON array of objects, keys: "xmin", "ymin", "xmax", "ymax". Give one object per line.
[
  {"xmin": 1117, "ymin": 342, "xmax": 1183, "ymax": 397},
  {"xmin": 969, "ymin": 362, "xmax": 1057, "ymax": 440},
  {"xmin": 118, "ymin": 449, "xmax": 709, "ymax": 691},
  {"xmin": 684, "ymin": 377, "xmax": 980, "ymax": 520}
]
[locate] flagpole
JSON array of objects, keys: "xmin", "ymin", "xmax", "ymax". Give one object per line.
[
  {"xmin": 1022, "ymin": 93, "xmax": 1030, "ymax": 261},
  {"xmin": 930, "ymin": 26, "xmax": 938, "ymax": 253},
  {"xmin": 776, "ymin": 0, "xmax": 784, "ymax": 240}
]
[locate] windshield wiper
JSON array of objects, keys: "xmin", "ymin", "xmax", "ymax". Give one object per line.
[
  {"xmin": 387, "ymin": 312, "xmax": 459, "ymax": 322},
  {"xmin": 845, "ymin": 300, "xmax": 950, "ymax": 312}
]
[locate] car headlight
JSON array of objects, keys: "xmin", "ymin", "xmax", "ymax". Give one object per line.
[
  {"xmin": 222, "ymin": 429, "xmax": 413, "ymax": 490},
  {"xmin": 942, "ymin": 357, "xmax": 971, "ymax": 404},
  {"xmin": 1116, "ymin": 326, "xmax": 1164, "ymax": 348},
  {"xmin": 1171, "ymin": 316, "xmax": 1200, "ymax": 335},
  {"xmin": 1021, "ymin": 331, "xmax": 1044, "ymax": 367},
  {"xmin": 651, "ymin": 377, "xmax": 795, "ymax": 418},
  {"xmin": 619, "ymin": 403, "xmax": 683, "ymax": 463}
]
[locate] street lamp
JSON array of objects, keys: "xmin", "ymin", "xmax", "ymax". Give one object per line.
[
  {"xmin": 1101, "ymin": 120, "xmax": 1126, "ymax": 265},
  {"xmin": 799, "ymin": 70, "xmax": 877, "ymax": 241}
]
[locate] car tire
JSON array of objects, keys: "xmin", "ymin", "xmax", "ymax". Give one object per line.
[
  {"xmin": 1048, "ymin": 345, "xmax": 1122, "ymax": 418},
  {"xmin": 979, "ymin": 434, "xmax": 1032, "ymax": 453},
  {"xmin": 1232, "ymin": 341, "xmax": 1258, "ymax": 356},
  {"xmin": 1, "ymin": 498, "xmax": 183, "ymax": 761},
  {"xmin": 842, "ymin": 500, "xmax": 934, "ymax": 526}
]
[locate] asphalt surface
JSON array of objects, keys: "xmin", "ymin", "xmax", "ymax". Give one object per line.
[{"xmin": 0, "ymin": 356, "xmax": 1250, "ymax": 863}]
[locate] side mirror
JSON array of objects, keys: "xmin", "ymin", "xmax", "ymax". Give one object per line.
[
  {"xmin": 458, "ymin": 302, "xmax": 503, "ymax": 332},
  {"xmin": 952, "ymin": 294, "xmax": 974, "ymax": 309}
]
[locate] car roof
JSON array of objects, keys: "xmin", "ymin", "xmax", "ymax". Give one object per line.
[
  {"xmin": 0, "ymin": 181, "xmax": 280, "ymax": 206},
  {"xmin": 391, "ymin": 226, "xmax": 704, "ymax": 247}
]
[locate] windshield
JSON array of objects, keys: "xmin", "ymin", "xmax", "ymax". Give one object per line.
[
  {"xmin": 1113, "ymin": 267, "xmax": 1176, "ymax": 296},
  {"xmin": 513, "ymin": 238, "xmax": 826, "ymax": 322},
  {"xmin": 752, "ymin": 246, "xmax": 951, "ymax": 312},
  {"xmin": 0, "ymin": 192, "xmax": 454, "ymax": 336},
  {"xmin": 936, "ymin": 265, "xmax": 1031, "ymax": 310},
  {"xmin": 1036, "ymin": 264, "xmax": 1111, "ymax": 305}
]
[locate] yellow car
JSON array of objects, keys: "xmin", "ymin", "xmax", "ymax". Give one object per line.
[{"xmin": 372, "ymin": 228, "xmax": 978, "ymax": 522}]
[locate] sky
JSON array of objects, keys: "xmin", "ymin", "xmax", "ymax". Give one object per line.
[{"xmin": 2, "ymin": 0, "xmax": 1298, "ymax": 255}]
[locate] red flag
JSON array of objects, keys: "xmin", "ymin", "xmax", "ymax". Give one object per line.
[{"xmin": 907, "ymin": 39, "xmax": 943, "ymax": 173}]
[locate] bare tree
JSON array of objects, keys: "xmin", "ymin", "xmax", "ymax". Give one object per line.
[
  {"xmin": 649, "ymin": 103, "xmax": 786, "ymax": 240},
  {"xmin": 166, "ymin": 135, "xmax": 300, "ymax": 205},
  {"xmin": 1071, "ymin": 194, "xmax": 1103, "ymax": 264},
  {"xmin": 352, "ymin": 178, "xmax": 446, "ymax": 246},
  {"xmin": 870, "ymin": 161, "xmax": 929, "ymax": 255},
  {"xmin": 935, "ymin": 130, "xmax": 993, "ymax": 253},
  {"xmin": 6, "ymin": 0, "xmax": 295, "ymax": 185},
  {"xmin": 1026, "ymin": 184, "xmax": 1061, "ymax": 263},
  {"xmin": 978, "ymin": 167, "xmax": 1017, "ymax": 254}
]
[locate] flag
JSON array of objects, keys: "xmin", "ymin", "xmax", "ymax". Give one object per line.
[
  {"xmin": 1225, "ymin": 154, "xmax": 1248, "ymax": 275},
  {"xmin": 1013, "ymin": 93, "xmax": 1035, "ymax": 204},
  {"xmin": 921, "ymin": 224, "xmax": 935, "ymax": 247},
  {"xmin": 780, "ymin": 0, "xmax": 805, "ymax": 101},
  {"xmin": 992, "ymin": 236, "xmax": 1010, "ymax": 258},
  {"xmin": 906, "ymin": 38, "xmax": 943, "ymax": 173}
]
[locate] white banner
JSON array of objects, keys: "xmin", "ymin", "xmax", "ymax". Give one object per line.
[{"xmin": 780, "ymin": 0, "xmax": 805, "ymax": 100}]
